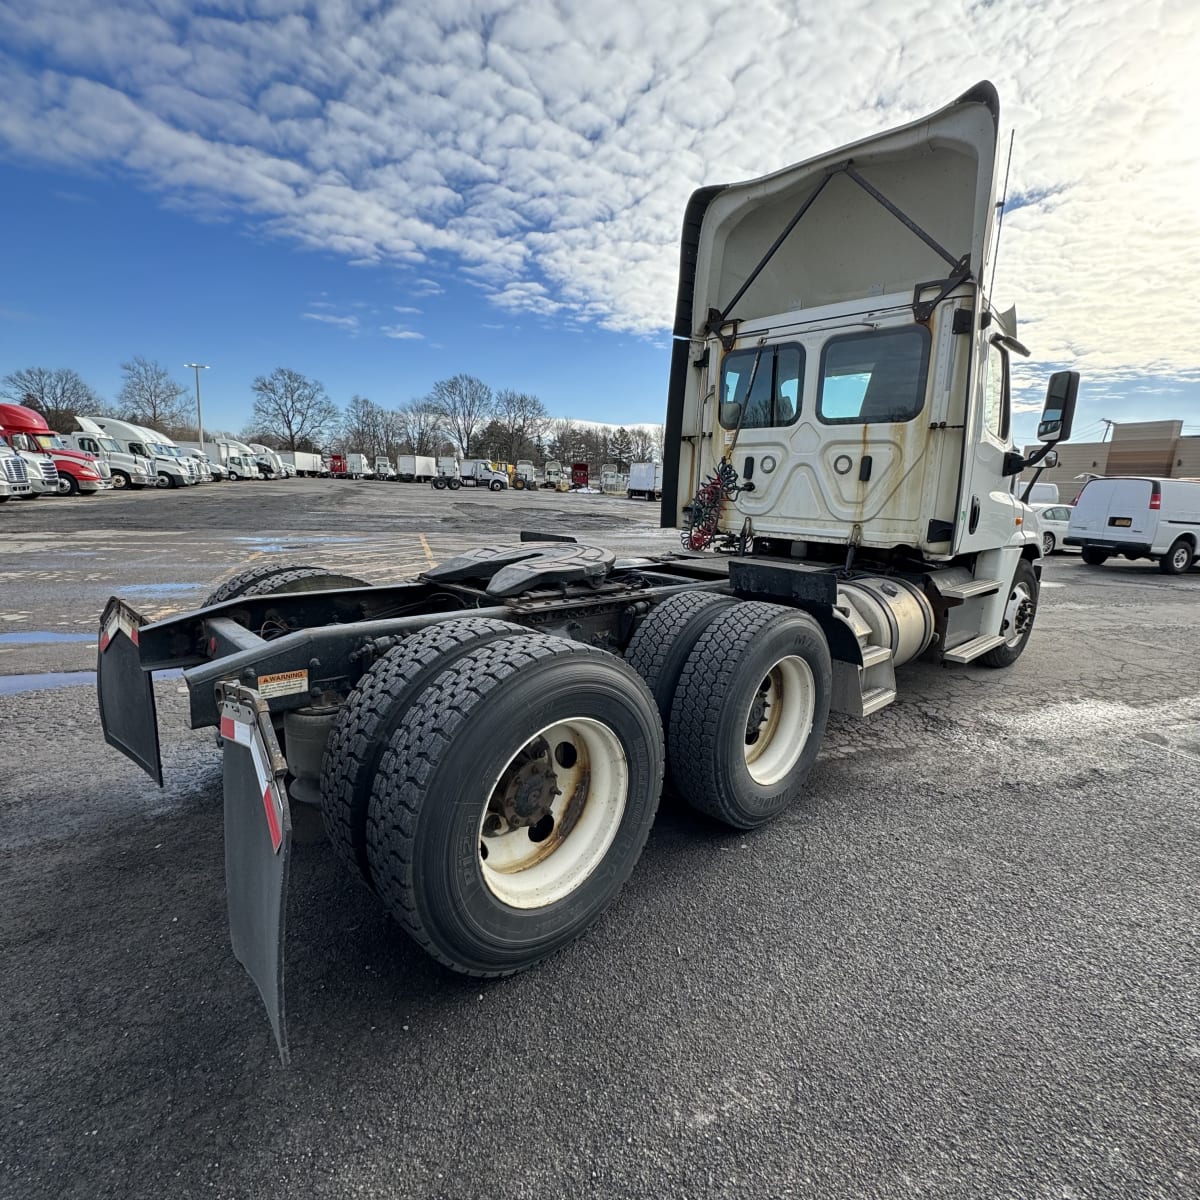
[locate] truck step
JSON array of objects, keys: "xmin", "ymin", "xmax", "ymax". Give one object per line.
[
  {"xmin": 860, "ymin": 644, "xmax": 893, "ymax": 669},
  {"xmin": 860, "ymin": 686, "xmax": 897, "ymax": 716},
  {"xmin": 940, "ymin": 579, "xmax": 1003, "ymax": 601},
  {"xmin": 943, "ymin": 633, "xmax": 1007, "ymax": 664}
]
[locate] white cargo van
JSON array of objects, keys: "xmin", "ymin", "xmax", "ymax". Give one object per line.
[{"xmin": 1066, "ymin": 477, "xmax": 1200, "ymax": 574}]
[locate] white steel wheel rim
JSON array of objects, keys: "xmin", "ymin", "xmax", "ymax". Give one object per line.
[
  {"xmin": 479, "ymin": 717, "xmax": 628, "ymax": 909},
  {"xmin": 1173, "ymin": 545, "xmax": 1191, "ymax": 571},
  {"xmin": 742, "ymin": 655, "xmax": 816, "ymax": 787},
  {"xmin": 1003, "ymin": 582, "xmax": 1035, "ymax": 647}
]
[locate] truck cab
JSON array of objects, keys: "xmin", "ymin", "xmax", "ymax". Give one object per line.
[
  {"xmin": 90, "ymin": 417, "xmax": 192, "ymax": 488},
  {"xmin": 0, "ymin": 402, "xmax": 108, "ymax": 495},
  {"xmin": 665, "ymin": 81, "xmax": 1075, "ymax": 666},
  {"xmin": 69, "ymin": 416, "xmax": 156, "ymax": 489},
  {"xmin": 374, "ymin": 456, "xmax": 397, "ymax": 481},
  {"xmin": 0, "ymin": 428, "xmax": 34, "ymax": 501}
]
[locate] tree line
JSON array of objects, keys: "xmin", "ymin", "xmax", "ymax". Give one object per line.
[{"xmin": 0, "ymin": 362, "xmax": 664, "ymax": 470}]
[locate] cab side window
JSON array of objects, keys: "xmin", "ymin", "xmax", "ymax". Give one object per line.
[{"xmin": 983, "ymin": 341, "xmax": 1011, "ymax": 440}]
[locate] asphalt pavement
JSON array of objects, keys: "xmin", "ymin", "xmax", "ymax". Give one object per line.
[{"xmin": 2, "ymin": 478, "xmax": 1198, "ymax": 1200}]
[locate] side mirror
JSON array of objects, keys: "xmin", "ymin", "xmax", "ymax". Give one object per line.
[
  {"xmin": 1037, "ymin": 371, "xmax": 1079, "ymax": 443},
  {"xmin": 719, "ymin": 401, "xmax": 743, "ymax": 428},
  {"xmin": 1042, "ymin": 449, "xmax": 1059, "ymax": 469}
]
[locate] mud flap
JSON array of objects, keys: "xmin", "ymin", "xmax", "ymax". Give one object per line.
[
  {"xmin": 218, "ymin": 684, "xmax": 293, "ymax": 1065},
  {"xmin": 97, "ymin": 597, "xmax": 162, "ymax": 785}
]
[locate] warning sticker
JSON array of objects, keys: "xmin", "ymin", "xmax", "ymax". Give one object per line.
[{"xmin": 257, "ymin": 668, "xmax": 309, "ymax": 699}]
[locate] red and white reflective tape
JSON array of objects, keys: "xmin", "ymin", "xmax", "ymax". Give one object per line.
[
  {"xmin": 220, "ymin": 709, "xmax": 286, "ymax": 853},
  {"xmin": 99, "ymin": 611, "xmax": 140, "ymax": 652}
]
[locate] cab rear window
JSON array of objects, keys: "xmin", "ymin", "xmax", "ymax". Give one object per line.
[{"xmin": 817, "ymin": 326, "xmax": 931, "ymax": 424}]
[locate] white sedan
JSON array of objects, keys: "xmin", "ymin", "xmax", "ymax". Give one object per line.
[{"xmin": 1032, "ymin": 503, "xmax": 1078, "ymax": 556}]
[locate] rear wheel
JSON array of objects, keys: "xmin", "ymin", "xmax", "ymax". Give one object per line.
[
  {"xmin": 980, "ymin": 558, "xmax": 1039, "ymax": 668},
  {"xmin": 669, "ymin": 602, "xmax": 832, "ymax": 830},
  {"xmin": 321, "ymin": 617, "xmax": 524, "ymax": 886},
  {"xmin": 624, "ymin": 590, "xmax": 738, "ymax": 725},
  {"xmin": 448, "ymin": 478, "xmax": 462, "ymax": 490},
  {"xmin": 1159, "ymin": 538, "xmax": 1195, "ymax": 575},
  {"xmin": 432, "ymin": 478, "xmax": 447, "ymax": 490},
  {"xmin": 367, "ymin": 635, "xmax": 664, "ymax": 976},
  {"xmin": 1081, "ymin": 547, "xmax": 1108, "ymax": 566}
]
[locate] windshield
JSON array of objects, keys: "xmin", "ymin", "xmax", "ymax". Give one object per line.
[
  {"xmin": 35, "ymin": 433, "xmax": 70, "ymax": 451},
  {"xmin": 97, "ymin": 437, "xmax": 121, "ymax": 453}
]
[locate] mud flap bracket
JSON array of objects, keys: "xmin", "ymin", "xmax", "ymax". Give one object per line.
[{"xmin": 217, "ymin": 682, "xmax": 293, "ymax": 1065}]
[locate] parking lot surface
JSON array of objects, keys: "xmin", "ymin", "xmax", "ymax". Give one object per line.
[{"xmin": 3, "ymin": 479, "xmax": 1199, "ymax": 1199}]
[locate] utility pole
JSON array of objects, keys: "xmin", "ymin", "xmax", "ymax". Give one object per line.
[
  {"xmin": 185, "ymin": 363, "xmax": 210, "ymax": 451},
  {"xmin": 1100, "ymin": 418, "xmax": 1116, "ymax": 443}
]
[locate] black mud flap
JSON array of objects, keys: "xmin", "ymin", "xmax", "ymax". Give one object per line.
[
  {"xmin": 97, "ymin": 596, "xmax": 162, "ymax": 786},
  {"xmin": 218, "ymin": 684, "xmax": 293, "ymax": 1065}
]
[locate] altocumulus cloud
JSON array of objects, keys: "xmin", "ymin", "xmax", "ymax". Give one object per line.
[{"xmin": 0, "ymin": 0, "xmax": 1197, "ymax": 396}]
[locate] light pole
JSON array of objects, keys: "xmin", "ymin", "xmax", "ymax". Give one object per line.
[{"xmin": 185, "ymin": 363, "xmax": 210, "ymax": 451}]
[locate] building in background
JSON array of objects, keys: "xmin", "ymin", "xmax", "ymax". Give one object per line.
[{"xmin": 1021, "ymin": 420, "xmax": 1200, "ymax": 500}]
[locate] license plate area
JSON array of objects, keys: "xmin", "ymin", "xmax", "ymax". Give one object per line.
[{"xmin": 1108, "ymin": 517, "xmax": 1133, "ymax": 527}]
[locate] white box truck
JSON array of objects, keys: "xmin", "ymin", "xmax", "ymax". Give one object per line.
[
  {"xmin": 281, "ymin": 451, "xmax": 323, "ymax": 477},
  {"xmin": 345, "ymin": 453, "xmax": 372, "ymax": 479},
  {"xmin": 397, "ymin": 455, "xmax": 436, "ymax": 482},
  {"xmin": 1066, "ymin": 477, "xmax": 1200, "ymax": 574},
  {"xmin": 627, "ymin": 462, "xmax": 662, "ymax": 501}
]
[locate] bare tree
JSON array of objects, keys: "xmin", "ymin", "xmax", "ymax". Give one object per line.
[
  {"xmin": 628, "ymin": 425, "xmax": 660, "ymax": 463},
  {"xmin": 341, "ymin": 394, "xmax": 384, "ymax": 456},
  {"xmin": 396, "ymin": 400, "xmax": 444, "ymax": 456},
  {"xmin": 430, "ymin": 375, "xmax": 493, "ymax": 457},
  {"xmin": 1, "ymin": 366, "xmax": 103, "ymax": 428},
  {"xmin": 493, "ymin": 389, "xmax": 549, "ymax": 462},
  {"xmin": 250, "ymin": 368, "xmax": 340, "ymax": 451},
  {"xmin": 117, "ymin": 356, "xmax": 189, "ymax": 430}
]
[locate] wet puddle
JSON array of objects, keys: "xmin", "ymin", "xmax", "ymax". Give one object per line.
[
  {"xmin": 0, "ymin": 667, "xmax": 183, "ymax": 696},
  {"xmin": 121, "ymin": 582, "xmax": 206, "ymax": 595},
  {"xmin": 0, "ymin": 631, "xmax": 96, "ymax": 645}
]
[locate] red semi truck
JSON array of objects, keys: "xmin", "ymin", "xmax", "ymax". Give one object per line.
[{"xmin": 0, "ymin": 403, "xmax": 110, "ymax": 495}]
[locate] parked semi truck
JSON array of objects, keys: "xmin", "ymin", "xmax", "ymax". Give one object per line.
[
  {"xmin": 0, "ymin": 402, "xmax": 107, "ymax": 495},
  {"xmin": 69, "ymin": 416, "xmax": 156, "ymax": 490},
  {"xmin": 94, "ymin": 418, "xmax": 194, "ymax": 488},
  {"xmin": 432, "ymin": 457, "xmax": 462, "ymax": 490},
  {"xmin": 0, "ymin": 433, "xmax": 33, "ymax": 501},
  {"xmin": 98, "ymin": 83, "xmax": 1077, "ymax": 1060}
]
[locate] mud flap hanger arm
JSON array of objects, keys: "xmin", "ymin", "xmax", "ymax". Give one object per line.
[{"xmin": 705, "ymin": 160, "xmax": 972, "ymax": 347}]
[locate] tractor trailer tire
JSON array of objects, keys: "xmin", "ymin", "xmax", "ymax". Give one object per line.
[
  {"xmin": 320, "ymin": 617, "xmax": 525, "ymax": 887},
  {"xmin": 624, "ymin": 589, "xmax": 737, "ymax": 726},
  {"xmin": 366, "ymin": 634, "xmax": 664, "ymax": 977},
  {"xmin": 669, "ymin": 602, "xmax": 832, "ymax": 830}
]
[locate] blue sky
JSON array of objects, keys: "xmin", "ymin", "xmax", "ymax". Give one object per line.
[{"xmin": 1, "ymin": 0, "xmax": 1198, "ymax": 445}]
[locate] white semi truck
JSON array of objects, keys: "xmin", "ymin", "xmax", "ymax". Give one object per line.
[
  {"xmin": 92, "ymin": 418, "xmax": 194, "ymax": 488},
  {"xmin": 68, "ymin": 417, "xmax": 156, "ymax": 490},
  {"xmin": 98, "ymin": 83, "xmax": 1077, "ymax": 1060}
]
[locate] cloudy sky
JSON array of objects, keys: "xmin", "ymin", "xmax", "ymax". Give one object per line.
[{"xmin": 1, "ymin": 0, "xmax": 1197, "ymax": 444}]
